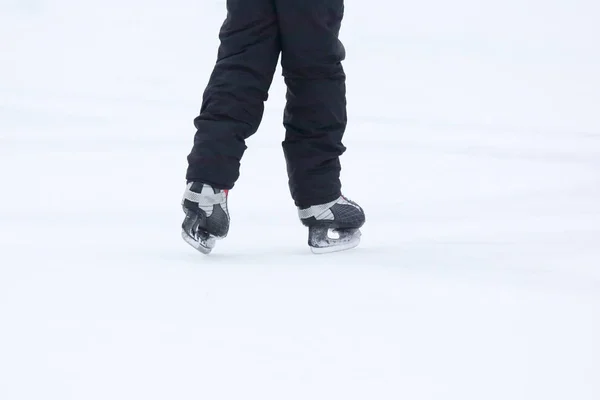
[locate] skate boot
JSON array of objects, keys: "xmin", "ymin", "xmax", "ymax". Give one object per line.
[
  {"xmin": 299, "ymin": 196, "xmax": 366, "ymax": 254},
  {"xmin": 181, "ymin": 182, "xmax": 229, "ymax": 254}
]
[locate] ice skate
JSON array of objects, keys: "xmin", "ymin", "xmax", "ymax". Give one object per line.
[
  {"xmin": 181, "ymin": 182, "xmax": 229, "ymax": 254},
  {"xmin": 299, "ymin": 196, "xmax": 366, "ymax": 254}
]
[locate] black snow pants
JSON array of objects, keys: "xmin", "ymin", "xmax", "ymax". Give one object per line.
[{"xmin": 186, "ymin": 0, "xmax": 347, "ymax": 208}]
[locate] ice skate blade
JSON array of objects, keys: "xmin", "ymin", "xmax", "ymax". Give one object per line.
[
  {"xmin": 181, "ymin": 230, "xmax": 216, "ymax": 255},
  {"xmin": 310, "ymin": 237, "xmax": 361, "ymax": 254}
]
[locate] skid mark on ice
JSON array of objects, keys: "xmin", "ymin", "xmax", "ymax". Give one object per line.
[{"xmin": 353, "ymin": 114, "xmax": 600, "ymax": 139}]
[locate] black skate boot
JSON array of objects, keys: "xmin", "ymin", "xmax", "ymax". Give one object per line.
[
  {"xmin": 181, "ymin": 182, "xmax": 230, "ymax": 254},
  {"xmin": 299, "ymin": 196, "xmax": 366, "ymax": 254}
]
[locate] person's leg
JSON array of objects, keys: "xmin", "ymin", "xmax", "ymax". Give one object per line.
[
  {"xmin": 275, "ymin": 0, "xmax": 347, "ymax": 208},
  {"xmin": 182, "ymin": 0, "xmax": 280, "ymax": 254},
  {"xmin": 186, "ymin": 0, "xmax": 280, "ymax": 189},
  {"xmin": 276, "ymin": 0, "xmax": 365, "ymax": 253}
]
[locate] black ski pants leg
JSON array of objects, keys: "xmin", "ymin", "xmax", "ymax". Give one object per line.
[
  {"xmin": 277, "ymin": 0, "xmax": 347, "ymax": 208},
  {"xmin": 186, "ymin": 0, "xmax": 347, "ymax": 209},
  {"xmin": 186, "ymin": 0, "xmax": 280, "ymax": 188}
]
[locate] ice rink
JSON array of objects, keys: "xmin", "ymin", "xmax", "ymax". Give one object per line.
[{"xmin": 1, "ymin": 1, "xmax": 599, "ymax": 398}]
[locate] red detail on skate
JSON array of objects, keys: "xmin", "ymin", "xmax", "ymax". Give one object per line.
[{"xmin": 224, "ymin": 189, "xmax": 229, "ymax": 197}]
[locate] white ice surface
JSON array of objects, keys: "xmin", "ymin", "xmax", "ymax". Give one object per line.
[{"xmin": 1, "ymin": 1, "xmax": 599, "ymax": 399}]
